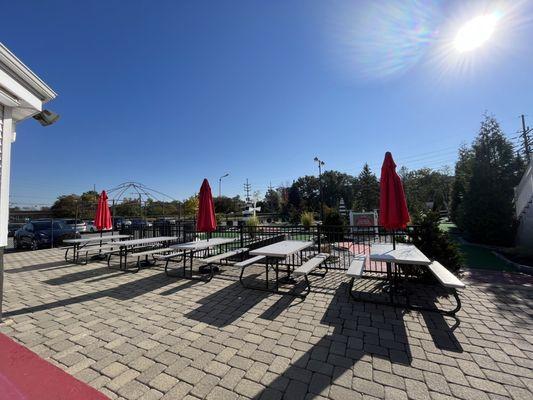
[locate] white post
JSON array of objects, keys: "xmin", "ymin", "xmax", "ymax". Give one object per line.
[{"xmin": 0, "ymin": 106, "xmax": 14, "ymax": 320}]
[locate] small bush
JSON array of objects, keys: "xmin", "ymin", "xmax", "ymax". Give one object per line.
[
  {"xmin": 403, "ymin": 211, "xmax": 463, "ymax": 280},
  {"xmin": 323, "ymin": 209, "xmax": 345, "ymax": 242},
  {"xmin": 246, "ymin": 215, "xmax": 260, "ymax": 238},
  {"xmin": 300, "ymin": 211, "xmax": 315, "ymax": 230}
]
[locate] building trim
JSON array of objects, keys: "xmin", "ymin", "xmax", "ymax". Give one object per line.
[{"xmin": 0, "ymin": 43, "xmax": 57, "ymax": 103}]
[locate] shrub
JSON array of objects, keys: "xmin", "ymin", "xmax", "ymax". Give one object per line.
[
  {"xmin": 246, "ymin": 215, "xmax": 260, "ymax": 238},
  {"xmin": 323, "ymin": 208, "xmax": 345, "ymax": 242},
  {"xmin": 300, "ymin": 211, "xmax": 315, "ymax": 230},
  {"xmin": 403, "ymin": 211, "xmax": 463, "ymax": 280}
]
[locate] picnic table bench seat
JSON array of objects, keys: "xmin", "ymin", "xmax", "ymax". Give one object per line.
[
  {"xmin": 407, "ymin": 260, "xmax": 466, "ymax": 316},
  {"xmin": 427, "ymin": 261, "xmax": 465, "ymax": 289},
  {"xmin": 75, "ymin": 244, "xmax": 120, "ymax": 264},
  {"xmin": 199, "ymin": 248, "xmax": 249, "ymax": 265},
  {"xmin": 234, "ymin": 255, "xmax": 266, "ymax": 268},
  {"xmin": 292, "ymin": 253, "xmax": 330, "ymax": 297},
  {"xmin": 293, "ymin": 253, "xmax": 329, "ymax": 276},
  {"xmin": 346, "ymin": 256, "xmax": 366, "ymax": 279}
]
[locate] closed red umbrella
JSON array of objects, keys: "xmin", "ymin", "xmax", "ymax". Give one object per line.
[
  {"xmin": 379, "ymin": 152, "xmax": 410, "ymax": 232},
  {"xmin": 94, "ymin": 190, "xmax": 112, "ymax": 232},
  {"xmin": 197, "ymin": 179, "xmax": 217, "ymax": 234}
]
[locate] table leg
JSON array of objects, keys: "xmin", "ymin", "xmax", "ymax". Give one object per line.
[
  {"xmin": 190, "ymin": 250, "xmax": 193, "ymax": 277},
  {"xmin": 265, "ymin": 259, "xmax": 269, "ymax": 289},
  {"xmin": 387, "ymin": 262, "xmax": 394, "ymax": 304},
  {"xmin": 182, "ymin": 250, "xmax": 187, "ymax": 277},
  {"xmin": 275, "ymin": 260, "xmax": 279, "ymax": 291}
]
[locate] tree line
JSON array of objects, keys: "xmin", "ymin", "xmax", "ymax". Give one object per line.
[{"xmin": 41, "ymin": 114, "xmax": 527, "ymax": 246}]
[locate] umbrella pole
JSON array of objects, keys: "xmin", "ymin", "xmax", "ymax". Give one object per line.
[{"xmin": 392, "ymin": 229, "xmax": 396, "ymax": 250}]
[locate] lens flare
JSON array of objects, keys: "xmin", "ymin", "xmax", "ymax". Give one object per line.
[
  {"xmin": 325, "ymin": 1, "xmax": 442, "ymax": 81},
  {"xmin": 454, "ymin": 14, "xmax": 498, "ymax": 52}
]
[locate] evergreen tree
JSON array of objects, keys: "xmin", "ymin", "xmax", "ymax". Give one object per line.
[
  {"xmin": 450, "ymin": 145, "xmax": 474, "ymax": 229},
  {"xmin": 461, "ymin": 115, "xmax": 519, "ymax": 245},
  {"xmin": 263, "ymin": 188, "xmax": 281, "ymax": 214},
  {"xmin": 353, "ymin": 163, "xmax": 379, "ymax": 211}
]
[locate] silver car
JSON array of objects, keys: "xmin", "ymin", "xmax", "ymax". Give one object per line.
[{"xmin": 63, "ymin": 219, "xmax": 87, "ymax": 233}]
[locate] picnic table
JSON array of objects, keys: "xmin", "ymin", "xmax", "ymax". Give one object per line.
[
  {"xmin": 369, "ymin": 243, "xmax": 430, "ymax": 304},
  {"xmin": 166, "ymin": 238, "xmax": 237, "ymax": 280},
  {"xmin": 245, "ymin": 240, "xmax": 314, "ymax": 294},
  {"xmin": 63, "ymin": 234, "xmax": 131, "ymax": 263},
  {"xmin": 107, "ymin": 236, "xmax": 178, "ymax": 271}
]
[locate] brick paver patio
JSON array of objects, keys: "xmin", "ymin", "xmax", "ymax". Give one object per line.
[{"xmin": 1, "ymin": 248, "xmax": 532, "ymax": 400}]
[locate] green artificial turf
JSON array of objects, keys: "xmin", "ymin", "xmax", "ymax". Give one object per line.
[{"xmin": 439, "ymin": 221, "xmax": 516, "ymax": 271}]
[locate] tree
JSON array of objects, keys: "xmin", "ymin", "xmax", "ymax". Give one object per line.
[
  {"xmin": 290, "ymin": 171, "xmax": 358, "ymax": 213},
  {"xmin": 114, "ymin": 198, "xmax": 142, "ymax": 217},
  {"xmin": 401, "ymin": 168, "xmax": 453, "ymax": 215},
  {"xmin": 263, "ymin": 188, "xmax": 281, "ymax": 214},
  {"xmin": 353, "ymin": 163, "xmax": 379, "ymax": 211},
  {"xmin": 51, "ymin": 194, "xmax": 80, "ymax": 218},
  {"xmin": 291, "ymin": 176, "xmax": 320, "ymax": 211},
  {"xmin": 183, "ymin": 195, "xmax": 199, "ymax": 217},
  {"xmin": 461, "ymin": 115, "xmax": 521, "ymax": 245},
  {"xmin": 407, "ymin": 212, "xmax": 463, "ymax": 278},
  {"xmin": 214, "ymin": 196, "xmax": 238, "ymax": 214},
  {"xmin": 450, "ymin": 145, "xmax": 474, "ymax": 228},
  {"xmin": 321, "ymin": 171, "xmax": 357, "ymax": 209}
]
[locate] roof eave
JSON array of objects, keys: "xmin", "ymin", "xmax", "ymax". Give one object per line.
[{"xmin": 0, "ymin": 43, "xmax": 57, "ymax": 103}]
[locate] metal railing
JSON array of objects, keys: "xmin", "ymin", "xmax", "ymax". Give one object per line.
[{"xmin": 119, "ymin": 223, "xmax": 417, "ymax": 275}]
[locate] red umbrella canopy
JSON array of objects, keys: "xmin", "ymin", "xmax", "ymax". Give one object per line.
[
  {"xmin": 379, "ymin": 152, "xmax": 410, "ymax": 230},
  {"xmin": 197, "ymin": 179, "xmax": 217, "ymax": 232},
  {"xmin": 94, "ymin": 190, "xmax": 112, "ymax": 231}
]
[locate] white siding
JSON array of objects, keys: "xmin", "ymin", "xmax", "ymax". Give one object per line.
[{"xmin": 0, "ymin": 106, "xmax": 12, "ymax": 247}]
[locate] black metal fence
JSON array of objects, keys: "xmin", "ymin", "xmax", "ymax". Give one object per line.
[{"xmin": 119, "ymin": 223, "xmax": 418, "ymax": 275}]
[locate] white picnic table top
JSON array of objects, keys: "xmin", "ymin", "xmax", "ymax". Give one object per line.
[
  {"xmin": 64, "ymin": 235, "xmax": 131, "ymax": 244},
  {"xmin": 250, "ymin": 240, "xmax": 313, "ymax": 258},
  {"xmin": 370, "ymin": 243, "xmax": 430, "ymax": 266},
  {"xmin": 170, "ymin": 237, "xmax": 236, "ymax": 251},
  {"xmin": 115, "ymin": 236, "xmax": 178, "ymax": 247}
]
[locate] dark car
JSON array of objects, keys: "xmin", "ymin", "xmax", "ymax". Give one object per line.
[
  {"xmin": 114, "ymin": 217, "xmax": 132, "ymax": 230},
  {"xmin": 13, "ymin": 220, "xmax": 81, "ymax": 250},
  {"xmin": 8, "ymin": 223, "xmax": 23, "ymax": 237},
  {"xmin": 130, "ymin": 219, "xmax": 153, "ymax": 229}
]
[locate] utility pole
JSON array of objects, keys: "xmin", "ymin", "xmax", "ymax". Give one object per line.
[
  {"xmin": 520, "ymin": 114, "xmax": 531, "ymax": 163},
  {"xmin": 314, "ymin": 157, "xmax": 325, "ymax": 223},
  {"xmin": 244, "ymin": 179, "xmax": 252, "ymax": 203}
]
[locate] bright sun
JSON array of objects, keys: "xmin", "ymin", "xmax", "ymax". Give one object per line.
[{"xmin": 454, "ymin": 14, "xmax": 498, "ymax": 52}]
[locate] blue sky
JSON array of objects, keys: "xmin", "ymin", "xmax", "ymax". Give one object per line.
[{"xmin": 4, "ymin": 0, "xmax": 533, "ymax": 206}]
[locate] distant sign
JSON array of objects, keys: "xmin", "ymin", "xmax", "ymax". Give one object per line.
[{"xmin": 349, "ymin": 211, "xmax": 378, "ymax": 233}]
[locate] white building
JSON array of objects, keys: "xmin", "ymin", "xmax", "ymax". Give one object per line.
[
  {"xmin": 0, "ymin": 43, "xmax": 57, "ymax": 318},
  {"xmin": 515, "ymin": 158, "xmax": 533, "ymax": 247}
]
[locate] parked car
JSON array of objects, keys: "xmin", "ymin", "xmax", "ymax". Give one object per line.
[
  {"xmin": 86, "ymin": 220, "xmax": 97, "ymax": 232},
  {"xmin": 63, "ymin": 219, "xmax": 87, "ymax": 233},
  {"xmin": 85, "ymin": 220, "xmax": 112, "ymax": 232},
  {"xmin": 14, "ymin": 220, "xmax": 80, "ymax": 250},
  {"xmin": 8, "ymin": 223, "xmax": 23, "ymax": 237},
  {"xmin": 130, "ymin": 219, "xmax": 153, "ymax": 228},
  {"xmin": 154, "ymin": 218, "xmax": 176, "ymax": 226},
  {"xmin": 114, "ymin": 217, "xmax": 132, "ymax": 230},
  {"xmin": 154, "ymin": 218, "xmax": 176, "ymax": 235}
]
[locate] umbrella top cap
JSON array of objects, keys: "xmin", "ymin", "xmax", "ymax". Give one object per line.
[
  {"xmin": 100, "ymin": 190, "xmax": 108, "ymax": 200},
  {"xmin": 382, "ymin": 152, "xmax": 396, "ymax": 170}
]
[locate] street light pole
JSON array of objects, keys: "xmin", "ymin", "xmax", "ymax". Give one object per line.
[
  {"xmin": 219, "ymin": 173, "xmax": 229, "ymax": 198},
  {"xmin": 314, "ymin": 157, "xmax": 325, "ymax": 223}
]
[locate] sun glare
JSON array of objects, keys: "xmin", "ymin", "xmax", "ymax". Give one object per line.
[{"xmin": 454, "ymin": 14, "xmax": 498, "ymax": 52}]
